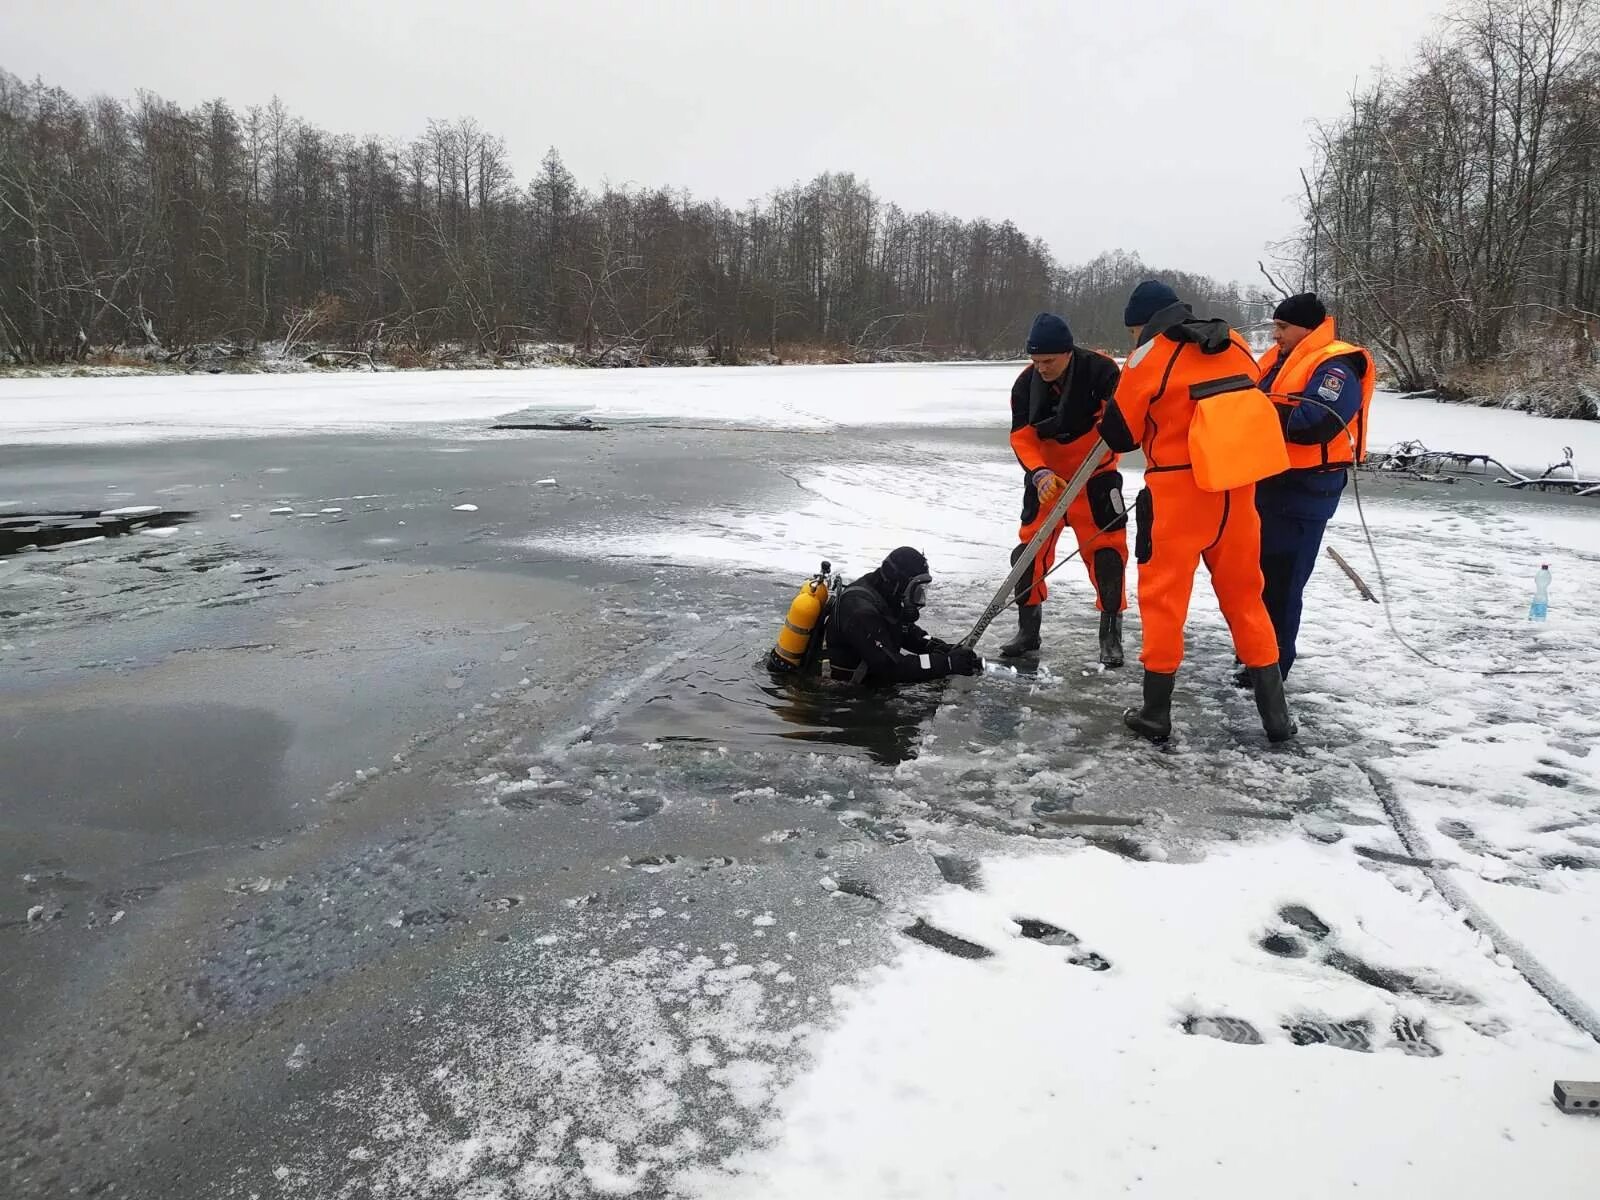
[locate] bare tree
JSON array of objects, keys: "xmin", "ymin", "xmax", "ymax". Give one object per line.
[{"xmin": 1295, "ymin": 0, "xmax": 1600, "ymax": 411}]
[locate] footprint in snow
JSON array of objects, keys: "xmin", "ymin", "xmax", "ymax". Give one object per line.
[
  {"xmin": 1182, "ymin": 1015, "xmax": 1263, "ymax": 1045},
  {"xmin": 901, "ymin": 918, "xmax": 993, "ymax": 960},
  {"xmin": 1260, "ymin": 932, "xmax": 1308, "ymax": 958},
  {"xmin": 1277, "ymin": 905, "xmax": 1331, "ymax": 939},
  {"xmin": 1283, "ymin": 1017, "xmax": 1373, "ymax": 1052},
  {"xmin": 1390, "ymin": 1015, "xmax": 1442, "ymax": 1057},
  {"xmin": 821, "ymin": 876, "xmax": 882, "ymax": 917},
  {"xmin": 931, "ymin": 853, "xmax": 982, "ymax": 891},
  {"xmin": 1261, "ymin": 903, "xmax": 1482, "ymax": 1010},
  {"xmin": 1528, "ymin": 770, "xmax": 1570, "ymax": 789},
  {"xmin": 1186, "ymin": 1010, "xmax": 1423, "ymax": 1053},
  {"xmin": 1436, "ymin": 817, "xmax": 1492, "ymax": 855},
  {"xmin": 1012, "ymin": 917, "xmax": 1111, "ymax": 971}
]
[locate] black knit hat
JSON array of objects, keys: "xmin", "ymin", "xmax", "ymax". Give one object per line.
[
  {"xmin": 1026, "ymin": 312, "xmax": 1074, "ymax": 355},
  {"xmin": 1273, "ymin": 292, "xmax": 1327, "ymax": 330},
  {"xmin": 1123, "ymin": 280, "xmax": 1181, "ymax": 329}
]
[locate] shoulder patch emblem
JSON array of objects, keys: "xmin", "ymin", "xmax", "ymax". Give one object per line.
[{"xmin": 1316, "ymin": 369, "xmax": 1348, "ymax": 403}]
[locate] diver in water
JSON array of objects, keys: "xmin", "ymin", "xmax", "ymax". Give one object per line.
[{"xmin": 825, "ymin": 547, "xmax": 983, "ymax": 685}]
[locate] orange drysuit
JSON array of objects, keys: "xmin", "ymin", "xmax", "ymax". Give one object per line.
[
  {"xmin": 1099, "ymin": 306, "xmax": 1280, "ymax": 674},
  {"xmin": 1008, "ymin": 350, "xmax": 1129, "ymax": 610}
]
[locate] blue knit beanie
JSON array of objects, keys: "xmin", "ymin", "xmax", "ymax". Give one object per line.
[
  {"xmin": 1123, "ymin": 280, "xmax": 1180, "ymax": 328},
  {"xmin": 1025, "ymin": 312, "xmax": 1074, "ymax": 355}
]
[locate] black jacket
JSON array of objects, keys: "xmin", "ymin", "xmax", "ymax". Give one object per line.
[
  {"xmin": 1011, "ymin": 350, "xmax": 1123, "ymax": 526},
  {"xmin": 1009, "ymin": 350, "xmax": 1122, "ymax": 454},
  {"xmin": 825, "ymin": 570, "xmax": 955, "ymax": 685}
]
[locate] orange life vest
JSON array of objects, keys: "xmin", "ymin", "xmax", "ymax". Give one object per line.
[
  {"xmin": 1255, "ymin": 317, "xmax": 1375, "ymax": 469},
  {"xmin": 1114, "ymin": 321, "xmax": 1280, "ymax": 479}
]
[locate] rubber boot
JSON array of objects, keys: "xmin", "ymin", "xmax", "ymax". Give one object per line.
[
  {"xmin": 1098, "ymin": 611, "xmax": 1125, "ymax": 668},
  {"xmin": 1000, "ymin": 604, "xmax": 1043, "ymax": 658},
  {"xmin": 1249, "ymin": 665, "xmax": 1297, "ymax": 743},
  {"xmin": 1124, "ymin": 670, "xmax": 1176, "ymax": 743},
  {"xmin": 1231, "ymin": 664, "xmax": 1251, "ymax": 690}
]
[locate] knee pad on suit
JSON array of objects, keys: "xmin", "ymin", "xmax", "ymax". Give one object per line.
[{"xmin": 1087, "ymin": 472, "xmax": 1128, "ymax": 533}]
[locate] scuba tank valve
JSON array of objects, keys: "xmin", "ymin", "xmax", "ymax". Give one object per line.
[{"xmin": 768, "ymin": 560, "xmax": 836, "ymax": 674}]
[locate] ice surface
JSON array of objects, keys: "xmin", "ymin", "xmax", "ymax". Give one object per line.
[
  {"xmin": 13, "ymin": 362, "xmax": 1598, "ymax": 1197},
  {"xmin": 509, "ymin": 396, "xmax": 1598, "ymax": 1197},
  {"xmin": 99, "ymin": 504, "xmax": 162, "ymax": 517},
  {"xmin": 5, "ymin": 365, "xmax": 1596, "ymax": 471},
  {"xmin": 523, "ymin": 459, "xmax": 1041, "ymax": 588},
  {"xmin": 0, "ymin": 364, "xmax": 1017, "ymax": 445},
  {"xmin": 272, "ymin": 942, "xmax": 812, "ymax": 1198}
]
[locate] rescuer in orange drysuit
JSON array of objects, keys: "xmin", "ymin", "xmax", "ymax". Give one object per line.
[
  {"xmin": 1001, "ymin": 312, "xmax": 1129, "ymax": 666},
  {"xmin": 1096, "ymin": 280, "xmax": 1295, "ymax": 744}
]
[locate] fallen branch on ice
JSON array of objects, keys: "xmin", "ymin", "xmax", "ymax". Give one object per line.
[
  {"xmin": 1364, "ymin": 440, "xmax": 1598, "ymax": 494},
  {"xmin": 1325, "ymin": 546, "xmax": 1378, "ymax": 603}
]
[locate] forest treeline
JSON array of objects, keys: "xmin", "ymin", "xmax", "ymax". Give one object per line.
[{"xmin": 0, "ymin": 68, "xmax": 1256, "ymax": 369}]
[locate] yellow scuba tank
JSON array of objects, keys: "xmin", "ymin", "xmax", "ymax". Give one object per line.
[{"xmin": 768, "ymin": 560, "xmax": 834, "ymax": 673}]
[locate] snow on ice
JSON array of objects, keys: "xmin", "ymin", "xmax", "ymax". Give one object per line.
[
  {"xmin": 274, "ymin": 942, "xmax": 814, "ymax": 1198},
  {"xmin": 702, "ymin": 841, "xmax": 1600, "ymax": 1200},
  {"xmin": 8, "ymin": 363, "xmax": 1599, "ymax": 1196},
  {"xmin": 505, "ymin": 371, "xmax": 1600, "ymax": 1196},
  {"xmin": 319, "ymin": 432, "xmax": 1600, "ymax": 1196},
  {"xmin": 3, "ymin": 364, "xmax": 1597, "ymax": 472},
  {"xmin": 525, "ymin": 457, "xmax": 1034, "ymax": 586}
]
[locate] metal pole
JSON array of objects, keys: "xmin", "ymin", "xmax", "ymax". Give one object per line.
[{"xmin": 960, "ymin": 438, "xmax": 1108, "ymax": 651}]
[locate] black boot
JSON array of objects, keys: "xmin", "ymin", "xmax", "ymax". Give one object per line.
[
  {"xmin": 1000, "ymin": 604, "xmax": 1043, "ymax": 658},
  {"xmin": 1098, "ymin": 611, "xmax": 1125, "ymax": 668},
  {"xmin": 1124, "ymin": 670, "xmax": 1176, "ymax": 742},
  {"xmin": 1231, "ymin": 665, "xmax": 1251, "ymax": 690},
  {"xmin": 1249, "ymin": 665, "xmax": 1297, "ymax": 743}
]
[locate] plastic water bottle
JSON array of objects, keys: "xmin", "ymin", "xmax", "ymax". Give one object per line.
[{"xmin": 1530, "ymin": 564, "xmax": 1551, "ymax": 621}]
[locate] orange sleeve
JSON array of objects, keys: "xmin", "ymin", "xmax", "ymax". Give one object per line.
[
  {"xmin": 1010, "ymin": 424, "xmax": 1049, "ymax": 474},
  {"xmin": 1099, "ymin": 341, "xmax": 1161, "ymax": 454}
]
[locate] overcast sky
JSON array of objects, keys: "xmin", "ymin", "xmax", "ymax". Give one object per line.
[{"xmin": 5, "ymin": 0, "xmax": 1449, "ymax": 284}]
